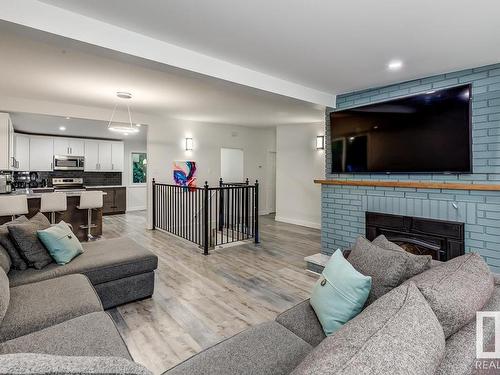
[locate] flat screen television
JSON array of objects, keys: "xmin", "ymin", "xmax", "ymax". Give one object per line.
[{"xmin": 330, "ymin": 84, "xmax": 472, "ymax": 174}]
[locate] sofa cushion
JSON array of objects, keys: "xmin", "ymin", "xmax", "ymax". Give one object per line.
[
  {"xmin": 0, "ymin": 274, "xmax": 102, "ymax": 341},
  {"xmin": 0, "ymin": 353, "xmax": 152, "ymax": 375},
  {"xmin": 372, "ymin": 235, "xmax": 432, "ymax": 279},
  {"xmin": 409, "ymin": 253, "xmax": 494, "ymax": 338},
  {"xmin": 0, "ymin": 270, "xmax": 9, "ymax": 325},
  {"xmin": 37, "ymin": 221, "xmax": 83, "ymax": 265},
  {"xmin": 8, "ymin": 215, "xmax": 53, "ymax": 270},
  {"xmin": 348, "ymin": 236, "xmax": 408, "ymax": 304},
  {"xmin": 275, "ymin": 299, "xmax": 326, "ymax": 347},
  {"xmin": 165, "ymin": 321, "xmax": 312, "ymax": 375},
  {"xmin": 8, "ymin": 237, "xmax": 158, "ymax": 287},
  {"xmin": 0, "ymin": 216, "xmax": 29, "ymax": 270},
  {"xmin": 0, "ymin": 312, "xmax": 131, "ymax": 359},
  {"xmin": 310, "ymin": 249, "xmax": 371, "ymax": 336},
  {"xmin": 291, "ymin": 282, "xmax": 445, "ymax": 375},
  {"xmin": 0, "ymin": 245, "xmax": 11, "ymax": 274}
]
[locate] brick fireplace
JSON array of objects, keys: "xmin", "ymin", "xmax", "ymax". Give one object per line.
[{"xmin": 318, "ymin": 63, "xmax": 500, "ymax": 273}]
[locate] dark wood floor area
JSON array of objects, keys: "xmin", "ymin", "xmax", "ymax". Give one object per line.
[{"xmin": 104, "ymin": 211, "xmax": 320, "ymax": 374}]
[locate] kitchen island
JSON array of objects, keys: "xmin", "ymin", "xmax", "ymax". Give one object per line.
[{"xmin": 0, "ymin": 189, "xmax": 105, "ymax": 241}]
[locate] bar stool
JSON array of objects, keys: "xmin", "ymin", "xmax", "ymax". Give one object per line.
[
  {"xmin": 77, "ymin": 191, "xmax": 103, "ymax": 241},
  {"xmin": 0, "ymin": 195, "xmax": 29, "ymax": 221},
  {"xmin": 40, "ymin": 192, "xmax": 67, "ymax": 224}
]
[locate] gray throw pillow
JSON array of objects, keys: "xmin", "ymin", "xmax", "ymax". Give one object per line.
[
  {"xmin": 409, "ymin": 252, "xmax": 494, "ymax": 338},
  {"xmin": 372, "ymin": 234, "xmax": 432, "ymax": 279},
  {"xmin": 0, "ymin": 353, "xmax": 152, "ymax": 374},
  {"xmin": 292, "ymin": 282, "xmax": 445, "ymax": 375},
  {"xmin": 0, "ymin": 244, "xmax": 11, "ymax": 274},
  {"xmin": 8, "ymin": 214, "xmax": 53, "ymax": 270},
  {"xmin": 0, "ymin": 216, "xmax": 29, "ymax": 270},
  {"xmin": 0, "ymin": 268, "xmax": 9, "ymax": 324},
  {"xmin": 348, "ymin": 236, "xmax": 408, "ymax": 304}
]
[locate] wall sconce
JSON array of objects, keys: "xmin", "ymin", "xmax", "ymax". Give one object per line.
[
  {"xmin": 185, "ymin": 137, "xmax": 193, "ymax": 151},
  {"xmin": 316, "ymin": 135, "xmax": 325, "ymax": 150}
]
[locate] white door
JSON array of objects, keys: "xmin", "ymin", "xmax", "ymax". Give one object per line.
[
  {"xmin": 53, "ymin": 138, "xmax": 70, "ymax": 156},
  {"xmin": 98, "ymin": 141, "xmax": 113, "ymax": 171},
  {"xmin": 267, "ymin": 151, "xmax": 276, "ymax": 213},
  {"xmin": 111, "ymin": 142, "xmax": 124, "ymax": 171},
  {"xmin": 84, "ymin": 141, "xmax": 99, "ymax": 171},
  {"xmin": 15, "ymin": 135, "xmax": 30, "ymax": 171},
  {"xmin": 69, "ymin": 139, "xmax": 85, "ymax": 156},
  {"xmin": 220, "ymin": 148, "xmax": 244, "ymax": 183},
  {"xmin": 29, "ymin": 136, "xmax": 54, "ymax": 171}
]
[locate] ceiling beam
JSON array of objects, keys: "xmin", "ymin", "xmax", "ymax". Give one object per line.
[{"xmin": 0, "ymin": 0, "xmax": 335, "ymax": 107}]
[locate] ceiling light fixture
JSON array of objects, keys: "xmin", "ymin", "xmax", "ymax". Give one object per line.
[
  {"xmin": 108, "ymin": 92, "xmax": 140, "ymax": 134},
  {"xmin": 387, "ymin": 60, "xmax": 403, "ymax": 71},
  {"xmin": 59, "ymin": 126, "xmax": 66, "ymax": 131}
]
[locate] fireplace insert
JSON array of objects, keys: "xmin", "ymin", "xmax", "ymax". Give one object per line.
[{"xmin": 365, "ymin": 212, "xmax": 464, "ymax": 261}]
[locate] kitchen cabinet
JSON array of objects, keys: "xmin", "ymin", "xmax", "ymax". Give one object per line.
[
  {"xmin": 86, "ymin": 187, "xmax": 126, "ymax": 215},
  {"xmin": 29, "ymin": 136, "xmax": 54, "ymax": 171},
  {"xmin": 14, "ymin": 134, "xmax": 30, "ymax": 171},
  {"xmin": 54, "ymin": 138, "xmax": 85, "ymax": 156},
  {"xmin": 0, "ymin": 113, "xmax": 15, "ymax": 171},
  {"xmin": 98, "ymin": 142, "xmax": 113, "ymax": 171},
  {"xmin": 111, "ymin": 142, "xmax": 124, "ymax": 172},
  {"xmin": 84, "ymin": 140, "xmax": 124, "ymax": 172},
  {"xmin": 84, "ymin": 141, "xmax": 99, "ymax": 171}
]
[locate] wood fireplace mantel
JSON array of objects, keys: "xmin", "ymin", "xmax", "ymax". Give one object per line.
[{"xmin": 314, "ymin": 179, "xmax": 500, "ymax": 191}]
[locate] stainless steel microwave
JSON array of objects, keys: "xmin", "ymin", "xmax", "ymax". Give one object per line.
[{"xmin": 53, "ymin": 155, "xmax": 85, "ymax": 171}]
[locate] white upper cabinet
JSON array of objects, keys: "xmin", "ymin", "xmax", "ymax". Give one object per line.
[
  {"xmin": 53, "ymin": 138, "xmax": 85, "ymax": 156},
  {"xmin": 14, "ymin": 134, "xmax": 30, "ymax": 171},
  {"xmin": 111, "ymin": 142, "xmax": 124, "ymax": 172},
  {"xmin": 29, "ymin": 136, "xmax": 54, "ymax": 171},
  {"xmin": 84, "ymin": 140, "xmax": 99, "ymax": 171},
  {"xmin": 98, "ymin": 142, "xmax": 113, "ymax": 171},
  {"xmin": 0, "ymin": 113, "xmax": 15, "ymax": 170},
  {"xmin": 69, "ymin": 139, "xmax": 85, "ymax": 156}
]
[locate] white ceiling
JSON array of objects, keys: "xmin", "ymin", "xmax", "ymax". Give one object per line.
[
  {"xmin": 38, "ymin": 0, "xmax": 500, "ymax": 94},
  {"xmin": 0, "ymin": 22, "xmax": 324, "ymax": 127},
  {"xmin": 10, "ymin": 112, "xmax": 147, "ymax": 142}
]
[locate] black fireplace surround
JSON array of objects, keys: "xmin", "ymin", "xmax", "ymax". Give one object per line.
[{"xmin": 366, "ymin": 212, "xmax": 465, "ymax": 261}]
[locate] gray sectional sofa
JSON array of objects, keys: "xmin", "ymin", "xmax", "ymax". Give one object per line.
[
  {"xmin": 0, "ymin": 236, "xmax": 158, "ymax": 374},
  {"xmin": 164, "ymin": 253, "xmax": 497, "ymax": 375}
]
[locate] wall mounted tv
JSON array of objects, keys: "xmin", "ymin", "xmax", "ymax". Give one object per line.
[{"xmin": 330, "ymin": 84, "xmax": 472, "ymax": 174}]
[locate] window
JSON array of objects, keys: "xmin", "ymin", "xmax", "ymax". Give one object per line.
[{"xmin": 131, "ymin": 152, "xmax": 147, "ymax": 184}]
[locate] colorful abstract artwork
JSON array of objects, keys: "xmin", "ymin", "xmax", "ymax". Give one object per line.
[{"xmin": 173, "ymin": 161, "xmax": 197, "ymax": 190}]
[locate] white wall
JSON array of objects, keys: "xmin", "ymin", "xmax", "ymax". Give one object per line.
[
  {"xmin": 123, "ymin": 137, "xmax": 147, "ymax": 211},
  {"xmin": 147, "ymin": 117, "xmax": 276, "ymax": 227},
  {"xmin": 275, "ymin": 123, "xmax": 325, "ymax": 229}
]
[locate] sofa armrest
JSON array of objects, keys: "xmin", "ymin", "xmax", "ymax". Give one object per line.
[{"xmin": 275, "ymin": 299, "xmax": 326, "ymax": 347}]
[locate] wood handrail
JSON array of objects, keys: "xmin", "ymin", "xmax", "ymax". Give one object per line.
[{"xmin": 313, "ymin": 179, "xmax": 500, "ymax": 191}]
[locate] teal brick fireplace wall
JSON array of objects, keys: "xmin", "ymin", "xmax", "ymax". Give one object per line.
[{"xmin": 322, "ymin": 63, "xmax": 500, "ymax": 272}]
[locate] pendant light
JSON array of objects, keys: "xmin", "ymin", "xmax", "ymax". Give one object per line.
[{"xmin": 108, "ymin": 92, "xmax": 140, "ymax": 134}]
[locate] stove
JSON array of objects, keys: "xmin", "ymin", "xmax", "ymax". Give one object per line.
[{"xmin": 52, "ymin": 178, "xmax": 85, "ymax": 192}]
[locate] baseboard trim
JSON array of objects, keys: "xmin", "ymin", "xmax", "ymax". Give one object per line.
[
  {"xmin": 127, "ymin": 206, "xmax": 147, "ymax": 212},
  {"xmin": 274, "ymin": 216, "xmax": 321, "ymax": 229}
]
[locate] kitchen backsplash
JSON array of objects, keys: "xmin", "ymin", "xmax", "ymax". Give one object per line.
[{"xmin": 15, "ymin": 171, "xmax": 122, "ymax": 187}]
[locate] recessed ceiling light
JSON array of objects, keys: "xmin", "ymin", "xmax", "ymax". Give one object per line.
[
  {"xmin": 65, "ymin": 116, "xmax": 71, "ymax": 120},
  {"xmin": 136, "ymin": 123, "xmax": 141, "ymax": 127},
  {"xmin": 387, "ymin": 60, "xmax": 403, "ymax": 71},
  {"xmin": 59, "ymin": 126, "xmax": 66, "ymax": 131},
  {"xmin": 116, "ymin": 92, "xmax": 132, "ymax": 99}
]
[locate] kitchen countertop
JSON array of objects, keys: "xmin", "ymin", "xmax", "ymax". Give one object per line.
[
  {"xmin": 85, "ymin": 185, "xmax": 126, "ymax": 189},
  {"xmin": 9, "ymin": 189, "xmax": 107, "ymax": 199}
]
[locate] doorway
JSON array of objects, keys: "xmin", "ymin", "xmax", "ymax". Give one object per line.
[
  {"xmin": 220, "ymin": 148, "xmax": 244, "ymax": 183},
  {"xmin": 267, "ymin": 151, "xmax": 276, "ymax": 213}
]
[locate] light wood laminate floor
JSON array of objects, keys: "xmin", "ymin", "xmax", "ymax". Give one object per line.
[{"xmin": 103, "ymin": 211, "xmax": 320, "ymax": 374}]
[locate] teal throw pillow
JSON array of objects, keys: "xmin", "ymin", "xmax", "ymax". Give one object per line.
[
  {"xmin": 37, "ymin": 221, "xmax": 84, "ymax": 265},
  {"xmin": 310, "ymin": 249, "xmax": 372, "ymax": 336}
]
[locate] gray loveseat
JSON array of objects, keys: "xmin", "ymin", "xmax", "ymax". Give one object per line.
[{"xmin": 164, "ymin": 254, "xmax": 497, "ymax": 375}]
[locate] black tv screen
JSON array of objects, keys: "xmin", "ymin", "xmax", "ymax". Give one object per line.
[{"xmin": 330, "ymin": 84, "xmax": 472, "ymax": 174}]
